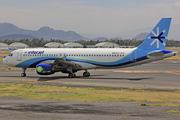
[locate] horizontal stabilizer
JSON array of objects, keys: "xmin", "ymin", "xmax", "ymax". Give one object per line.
[
  {"xmin": 147, "ymin": 52, "xmax": 164, "ymax": 57},
  {"xmin": 147, "ymin": 52, "xmax": 164, "ymax": 59}
]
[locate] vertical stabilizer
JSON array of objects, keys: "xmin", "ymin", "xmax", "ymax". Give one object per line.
[{"xmin": 138, "ymin": 18, "xmax": 171, "ymax": 50}]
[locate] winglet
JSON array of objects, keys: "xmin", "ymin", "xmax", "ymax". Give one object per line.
[{"xmin": 62, "ymin": 55, "xmax": 68, "ymax": 61}]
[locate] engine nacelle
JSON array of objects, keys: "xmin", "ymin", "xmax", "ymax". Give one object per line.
[{"xmin": 36, "ymin": 64, "xmax": 55, "ymax": 75}]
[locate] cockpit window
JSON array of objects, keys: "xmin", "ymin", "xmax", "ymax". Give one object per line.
[{"xmin": 9, "ymin": 53, "xmax": 13, "ymax": 56}]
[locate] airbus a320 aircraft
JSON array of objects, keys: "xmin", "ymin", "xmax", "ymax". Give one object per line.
[{"xmin": 3, "ymin": 18, "xmax": 176, "ymax": 78}]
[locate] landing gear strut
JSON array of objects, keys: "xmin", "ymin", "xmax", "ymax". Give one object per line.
[
  {"xmin": 83, "ymin": 70, "xmax": 90, "ymax": 77},
  {"xmin": 68, "ymin": 73, "xmax": 76, "ymax": 78},
  {"xmin": 21, "ymin": 68, "xmax": 26, "ymax": 77},
  {"xmin": 67, "ymin": 66, "xmax": 76, "ymax": 78}
]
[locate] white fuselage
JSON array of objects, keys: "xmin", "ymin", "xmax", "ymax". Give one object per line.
[
  {"xmin": 3, "ymin": 47, "xmax": 175, "ymax": 71},
  {"xmin": 3, "ymin": 48, "xmax": 135, "ymax": 69}
]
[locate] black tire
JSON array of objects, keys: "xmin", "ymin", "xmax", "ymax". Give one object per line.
[
  {"xmin": 83, "ymin": 72, "xmax": 90, "ymax": 77},
  {"xmin": 68, "ymin": 73, "xmax": 76, "ymax": 78},
  {"xmin": 21, "ymin": 73, "xmax": 26, "ymax": 77},
  {"xmin": 87, "ymin": 72, "xmax": 90, "ymax": 77}
]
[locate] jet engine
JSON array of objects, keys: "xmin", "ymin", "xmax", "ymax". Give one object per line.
[{"xmin": 36, "ymin": 64, "xmax": 60, "ymax": 75}]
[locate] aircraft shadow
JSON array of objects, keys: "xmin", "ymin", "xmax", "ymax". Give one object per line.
[
  {"xmin": 0, "ymin": 75, "xmax": 153, "ymax": 82},
  {"xmin": 37, "ymin": 76, "xmax": 152, "ymax": 82}
]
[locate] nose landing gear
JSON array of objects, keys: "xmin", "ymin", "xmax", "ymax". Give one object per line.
[{"xmin": 21, "ymin": 68, "xmax": 26, "ymax": 77}]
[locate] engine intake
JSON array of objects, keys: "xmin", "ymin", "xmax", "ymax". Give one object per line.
[{"xmin": 36, "ymin": 64, "xmax": 59, "ymax": 75}]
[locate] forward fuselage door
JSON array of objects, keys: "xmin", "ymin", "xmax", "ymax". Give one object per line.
[{"xmin": 17, "ymin": 50, "xmax": 23, "ymax": 61}]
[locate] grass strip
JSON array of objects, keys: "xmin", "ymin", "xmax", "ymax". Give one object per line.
[
  {"xmin": 1, "ymin": 83, "xmax": 180, "ymax": 102},
  {"xmin": 0, "ymin": 50, "xmax": 12, "ymax": 54},
  {"xmin": 167, "ymin": 109, "xmax": 180, "ymax": 116},
  {"xmin": 164, "ymin": 54, "xmax": 180, "ymax": 60}
]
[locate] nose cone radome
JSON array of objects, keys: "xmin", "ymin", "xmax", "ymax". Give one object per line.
[
  {"xmin": 2, "ymin": 57, "xmax": 7, "ymax": 64},
  {"xmin": 2, "ymin": 58, "xmax": 5, "ymax": 64}
]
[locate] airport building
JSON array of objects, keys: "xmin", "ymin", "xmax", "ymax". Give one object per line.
[
  {"xmin": 0, "ymin": 42, "xmax": 9, "ymax": 50},
  {"xmin": 95, "ymin": 42, "xmax": 119, "ymax": 48},
  {"xmin": 44, "ymin": 42, "xmax": 65, "ymax": 48},
  {"xmin": 9, "ymin": 42, "xmax": 29, "ymax": 49},
  {"xmin": 64, "ymin": 42, "xmax": 83, "ymax": 48}
]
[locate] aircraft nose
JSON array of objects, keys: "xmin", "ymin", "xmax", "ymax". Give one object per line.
[{"xmin": 2, "ymin": 58, "xmax": 6, "ymax": 64}]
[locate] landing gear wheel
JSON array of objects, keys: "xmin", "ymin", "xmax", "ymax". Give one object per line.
[
  {"xmin": 83, "ymin": 72, "xmax": 90, "ymax": 77},
  {"xmin": 68, "ymin": 73, "xmax": 76, "ymax": 78},
  {"xmin": 21, "ymin": 68, "xmax": 27, "ymax": 77},
  {"xmin": 21, "ymin": 73, "xmax": 26, "ymax": 77}
]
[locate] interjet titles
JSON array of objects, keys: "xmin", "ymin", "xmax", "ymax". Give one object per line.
[{"xmin": 27, "ymin": 51, "xmax": 44, "ymax": 54}]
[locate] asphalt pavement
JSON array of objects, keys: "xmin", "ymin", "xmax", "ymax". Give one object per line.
[{"xmin": 0, "ymin": 60, "xmax": 180, "ymax": 119}]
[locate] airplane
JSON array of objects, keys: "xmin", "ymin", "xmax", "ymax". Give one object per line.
[{"xmin": 2, "ymin": 18, "xmax": 176, "ymax": 78}]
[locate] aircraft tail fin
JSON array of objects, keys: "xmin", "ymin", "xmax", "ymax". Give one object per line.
[{"xmin": 138, "ymin": 18, "xmax": 171, "ymax": 50}]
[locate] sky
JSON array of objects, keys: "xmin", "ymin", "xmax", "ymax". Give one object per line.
[{"xmin": 0, "ymin": 0, "xmax": 180, "ymax": 38}]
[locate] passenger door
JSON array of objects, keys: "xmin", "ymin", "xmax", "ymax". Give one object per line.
[{"xmin": 17, "ymin": 50, "xmax": 23, "ymax": 61}]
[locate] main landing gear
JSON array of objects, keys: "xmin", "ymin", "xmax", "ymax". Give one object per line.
[
  {"xmin": 83, "ymin": 70, "xmax": 90, "ymax": 77},
  {"xmin": 21, "ymin": 68, "xmax": 26, "ymax": 77},
  {"xmin": 68, "ymin": 70, "xmax": 90, "ymax": 78},
  {"xmin": 68, "ymin": 73, "xmax": 76, "ymax": 78}
]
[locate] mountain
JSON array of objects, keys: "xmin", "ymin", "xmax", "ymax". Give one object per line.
[
  {"xmin": 0, "ymin": 23, "xmax": 84, "ymax": 41},
  {"xmin": 0, "ymin": 34, "xmax": 37, "ymax": 40},
  {"xmin": 93, "ymin": 37, "xmax": 109, "ymax": 41},
  {"xmin": 133, "ymin": 32, "xmax": 149, "ymax": 40},
  {"xmin": 118, "ymin": 24, "xmax": 180, "ymax": 40},
  {"xmin": 111, "ymin": 37, "xmax": 124, "ymax": 40}
]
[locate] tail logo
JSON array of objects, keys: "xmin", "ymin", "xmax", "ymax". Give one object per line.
[{"xmin": 148, "ymin": 27, "xmax": 166, "ymax": 48}]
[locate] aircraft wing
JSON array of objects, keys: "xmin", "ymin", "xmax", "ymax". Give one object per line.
[{"xmin": 53, "ymin": 57, "xmax": 81, "ymax": 68}]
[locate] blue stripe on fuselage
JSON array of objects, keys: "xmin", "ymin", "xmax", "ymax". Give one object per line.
[{"xmin": 15, "ymin": 50, "xmax": 172, "ymax": 68}]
